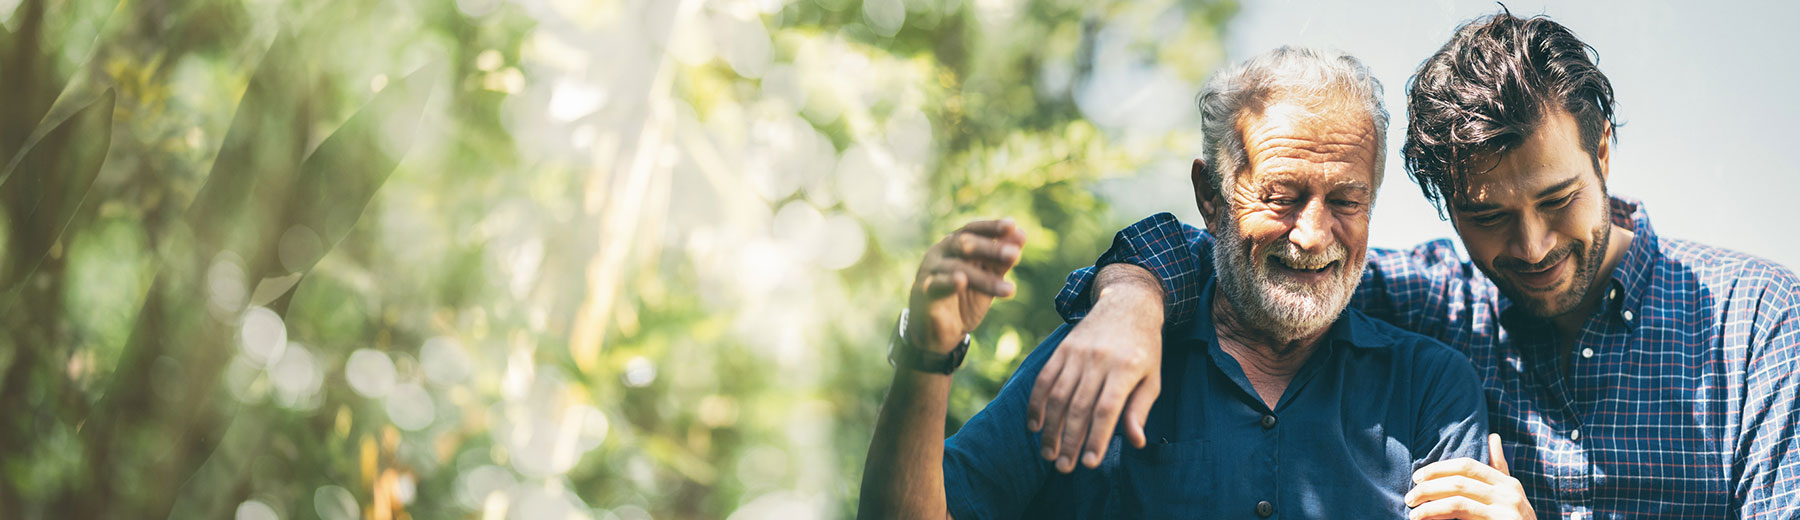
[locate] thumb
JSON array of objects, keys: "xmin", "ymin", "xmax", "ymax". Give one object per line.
[{"xmin": 1487, "ymin": 433, "xmax": 1509, "ymax": 475}]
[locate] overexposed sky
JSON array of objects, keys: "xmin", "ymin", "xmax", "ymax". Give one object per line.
[{"xmin": 1105, "ymin": 0, "xmax": 1800, "ymax": 269}]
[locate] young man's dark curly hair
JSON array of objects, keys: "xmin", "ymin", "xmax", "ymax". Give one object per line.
[{"xmin": 1403, "ymin": 6, "xmax": 1622, "ymax": 218}]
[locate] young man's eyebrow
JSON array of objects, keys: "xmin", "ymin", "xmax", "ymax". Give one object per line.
[
  {"xmin": 1533, "ymin": 175, "xmax": 1582, "ymax": 200},
  {"xmin": 1454, "ymin": 174, "xmax": 1582, "ymax": 213}
]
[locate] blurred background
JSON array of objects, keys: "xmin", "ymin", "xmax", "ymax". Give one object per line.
[{"xmin": 0, "ymin": 0, "xmax": 1793, "ymax": 519}]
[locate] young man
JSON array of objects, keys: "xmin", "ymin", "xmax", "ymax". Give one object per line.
[
  {"xmin": 1034, "ymin": 10, "xmax": 1800, "ymax": 520},
  {"xmin": 859, "ymin": 47, "xmax": 1490, "ymax": 518}
]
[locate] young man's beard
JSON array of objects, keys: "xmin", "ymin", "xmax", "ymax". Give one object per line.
[
  {"xmin": 1488, "ymin": 216, "xmax": 1611, "ymax": 319},
  {"xmin": 1211, "ymin": 215, "xmax": 1365, "ymax": 348}
]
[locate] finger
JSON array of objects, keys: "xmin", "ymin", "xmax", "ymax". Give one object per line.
[
  {"xmin": 1027, "ymin": 348, "xmax": 1071, "ymax": 432},
  {"xmin": 1055, "ymin": 371, "xmax": 1103, "ymax": 473},
  {"xmin": 1006, "ymin": 221, "xmax": 1028, "ymax": 247},
  {"xmin": 1079, "ymin": 375, "xmax": 1133, "ymax": 468},
  {"xmin": 931, "ymin": 259, "xmax": 1015, "ymax": 297},
  {"xmin": 948, "ymin": 232, "xmax": 1022, "ymax": 268},
  {"xmin": 1487, "ymin": 433, "xmax": 1510, "ymax": 476},
  {"xmin": 1403, "ymin": 475, "xmax": 1496, "ymax": 508},
  {"xmin": 1036, "ymin": 362, "xmax": 1085, "ymax": 465},
  {"xmin": 1408, "ymin": 496, "xmax": 1488, "ymax": 520},
  {"xmin": 1414, "ymin": 457, "xmax": 1507, "ymax": 486},
  {"xmin": 1120, "ymin": 374, "xmax": 1160, "ymax": 449},
  {"xmin": 920, "ymin": 271, "xmax": 961, "ymax": 299},
  {"xmin": 956, "ymin": 218, "xmax": 1019, "ymax": 239}
]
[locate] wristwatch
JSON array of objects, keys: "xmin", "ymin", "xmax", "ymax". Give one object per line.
[{"xmin": 887, "ymin": 308, "xmax": 971, "ymax": 375}]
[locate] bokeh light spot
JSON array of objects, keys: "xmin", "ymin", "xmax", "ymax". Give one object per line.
[{"xmin": 345, "ymin": 349, "xmax": 397, "ymax": 398}]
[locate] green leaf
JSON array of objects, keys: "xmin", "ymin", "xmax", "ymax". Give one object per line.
[{"xmin": 0, "ymin": 89, "xmax": 115, "ymax": 293}]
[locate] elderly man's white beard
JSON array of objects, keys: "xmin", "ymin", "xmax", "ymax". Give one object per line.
[{"xmin": 1212, "ymin": 216, "xmax": 1364, "ymax": 344}]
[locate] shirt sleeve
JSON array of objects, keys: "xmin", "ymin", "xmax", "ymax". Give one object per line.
[
  {"xmin": 1410, "ymin": 338, "xmax": 1491, "ymax": 470},
  {"xmin": 1734, "ymin": 267, "xmax": 1800, "ymax": 519},
  {"xmin": 1355, "ymin": 239, "xmax": 1477, "ymax": 338},
  {"xmin": 942, "ymin": 325, "xmax": 1072, "ymax": 519},
  {"xmin": 1053, "ymin": 213, "xmax": 1213, "ymax": 329}
]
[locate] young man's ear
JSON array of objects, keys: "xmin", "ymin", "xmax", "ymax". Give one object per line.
[
  {"xmin": 1594, "ymin": 122, "xmax": 1613, "ymax": 183},
  {"xmin": 1191, "ymin": 158, "xmax": 1224, "ymax": 233}
]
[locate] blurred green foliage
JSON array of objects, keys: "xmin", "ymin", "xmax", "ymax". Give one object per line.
[{"xmin": 0, "ymin": 0, "xmax": 1231, "ymax": 518}]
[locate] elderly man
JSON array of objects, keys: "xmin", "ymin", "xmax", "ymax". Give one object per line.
[
  {"xmin": 858, "ymin": 47, "xmax": 1489, "ymax": 518},
  {"xmin": 1035, "ymin": 10, "xmax": 1800, "ymax": 520}
]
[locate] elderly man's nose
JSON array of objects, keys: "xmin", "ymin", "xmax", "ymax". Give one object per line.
[{"xmin": 1289, "ymin": 200, "xmax": 1333, "ymax": 252}]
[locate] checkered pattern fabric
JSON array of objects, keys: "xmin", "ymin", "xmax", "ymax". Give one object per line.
[{"xmin": 1055, "ymin": 196, "xmax": 1800, "ymax": 519}]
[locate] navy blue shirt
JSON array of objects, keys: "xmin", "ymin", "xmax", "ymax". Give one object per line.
[{"xmin": 943, "ymin": 282, "xmax": 1490, "ymax": 518}]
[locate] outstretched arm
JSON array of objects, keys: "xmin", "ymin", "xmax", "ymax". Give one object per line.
[{"xmin": 859, "ymin": 219, "xmax": 1025, "ymax": 517}]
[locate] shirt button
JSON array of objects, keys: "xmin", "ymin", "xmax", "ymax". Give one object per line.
[
  {"xmin": 1570, "ymin": 429, "xmax": 1582, "ymax": 441},
  {"xmin": 1260, "ymin": 414, "xmax": 1277, "ymax": 429},
  {"xmin": 1581, "ymin": 347, "xmax": 1595, "ymax": 359},
  {"xmin": 1256, "ymin": 500, "xmax": 1274, "ymax": 517},
  {"xmin": 1622, "ymin": 309, "xmax": 1635, "ymax": 322}
]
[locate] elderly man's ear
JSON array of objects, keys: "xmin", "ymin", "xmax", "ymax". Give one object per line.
[{"xmin": 1190, "ymin": 158, "xmax": 1224, "ymax": 233}]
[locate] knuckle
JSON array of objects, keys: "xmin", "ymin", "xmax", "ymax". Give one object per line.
[
  {"xmin": 1060, "ymin": 430, "xmax": 1084, "ymax": 445},
  {"xmin": 1450, "ymin": 459, "xmax": 1476, "ymax": 473}
]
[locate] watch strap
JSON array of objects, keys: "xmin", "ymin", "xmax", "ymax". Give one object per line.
[{"xmin": 889, "ymin": 309, "xmax": 971, "ymax": 375}]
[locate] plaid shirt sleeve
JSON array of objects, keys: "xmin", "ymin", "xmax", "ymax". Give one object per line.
[
  {"xmin": 1736, "ymin": 265, "xmax": 1800, "ymax": 519},
  {"xmin": 1054, "ymin": 212, "xmax": 1213, "ymax": 329},
  {"xmin": 1353, "ymin": 238, "xmax": 1474, "ymax": 340}
]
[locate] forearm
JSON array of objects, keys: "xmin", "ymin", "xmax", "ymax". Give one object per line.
[
  {"xmin": 1093, "ymin": 263, "xmax": 1163, "ymax": 303},
  {"xmin": 859, "ymin": 367, "xmax": 956, "ymax": 518},
  {"xmin": 1090, "ymin": 264, "xmax": 1166, "ymax": 327}
]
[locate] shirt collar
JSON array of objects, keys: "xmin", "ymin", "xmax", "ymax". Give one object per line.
[
  {"xmin": 1608, "ymin": 195, "xmax": 1658, "ymax": 327},
  {"xmin": 1182, "ymin": 276, "xmax": 1392, "ymax": 350}
]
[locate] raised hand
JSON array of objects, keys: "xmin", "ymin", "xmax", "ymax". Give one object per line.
[{"xmin": 908, "ymin": 219, "xmax": 1028, "ymax": 353}]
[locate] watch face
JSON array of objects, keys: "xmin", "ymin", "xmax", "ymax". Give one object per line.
[{"xmin": 945, "ymin": 342, "xmax": 967, "ymax": 373}]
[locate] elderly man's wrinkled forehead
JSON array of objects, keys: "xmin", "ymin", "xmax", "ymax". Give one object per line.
[{"xmin": 1228, "ymin": 90, "xmax": 1381, "ymax": 190}]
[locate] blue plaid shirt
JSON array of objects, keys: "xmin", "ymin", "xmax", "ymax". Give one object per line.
[{"xmin": 1055, "ymin": 196, "xmax": 1800, "ymax": 519}]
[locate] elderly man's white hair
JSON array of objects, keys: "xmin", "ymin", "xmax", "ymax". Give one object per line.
[{"xmin": 1196, "ymin": 46, "xmax": 1389, "ymax": 197}]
